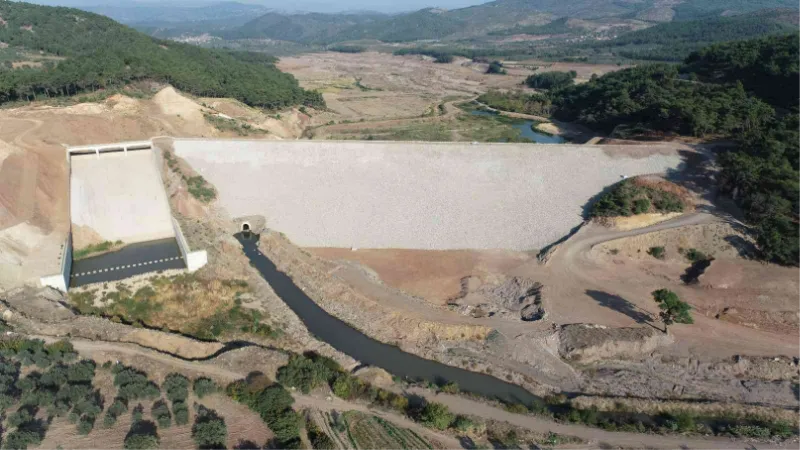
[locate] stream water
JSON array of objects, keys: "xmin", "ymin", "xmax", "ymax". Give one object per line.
[
  {"xmin": 470, "ymin": 110, "xmax": 565, "ymax": 144},
  {"xmin": 235, "ymin": 231, "xmax": 544, "ymax": 406}
]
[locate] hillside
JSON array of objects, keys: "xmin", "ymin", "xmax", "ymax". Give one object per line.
[
  {"xmin": 0, "ymin": 2, "xmax": 322, "ymax": 109},
  {"xmin": 586, "ymin": 9, "xmax": 798, "ymax": 61},
  {"xmin": 203, "ymin": 0, "xmax": 798, "ymax": 45},
  {"xmin": 223, "ymin": 12, "xmax": 386, "ymax": 44},
  {"xmin": 551, "ymin": 34, "xmax": 799, "ymax": 264}
]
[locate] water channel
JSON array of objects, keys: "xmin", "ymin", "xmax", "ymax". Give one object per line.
[{"xmin": 235, "ymin": 232, "xmax": 544, "ymax": 406}]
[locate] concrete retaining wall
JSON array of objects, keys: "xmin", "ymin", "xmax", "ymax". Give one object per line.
[
  {"xmin": 175, "ymin": 139, "xmax": 687, "ymax": 250},
  {"xmin": 171, "ymin": 217, "xmax": 207, "ymax": 272},
  {"xmin": 70, "ymin": 149, "xmax": 175, "ymax": 246},
  {"xmin": 39, "ymin": 233, "xmax": 72, "ymax": 291}
]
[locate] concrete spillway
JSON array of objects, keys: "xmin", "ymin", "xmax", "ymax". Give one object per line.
[
  {"xmin": 175, "ymin": 139, "xmax": 687, "ymax": 250},
  {"xmin": 70, "ymin": 149, "xmax": 174, "ymax": 246}
]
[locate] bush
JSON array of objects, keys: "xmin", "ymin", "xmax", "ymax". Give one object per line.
[
  {"xmin": 113, "ymin": 365, "xmax": 161, "ymax": 401},
  {"xmin": 648, "ymin": 246, "xmax": 666, "ymax": 259},
  {"xmin": 504, "ymin": 403, "xmax": 529, "ymax": 414},
  {"xmin": 525, "ymin": 71, "xmax": 576, "ymax": 90},
  {"xmin": 684, "ymin": 248, "xmax": 708, "ymax": 262},
  {"xmin": 4, "ymin": 429, "xmax": 44, "ymax": 450},
  {"xmin": 453, "ymin": 415, "xmax": 475, "ymax": 433},
  {"xmin": 152, "ymin": 400, "xmax": 172, "ymax": 428},
  {"xmin": 173, "ymin": 400, "xmax": 190, "ymax": 426},
  {"xmin": 275, "ymin": 353, "xmax": 339, "ymax": 394},
  {"xmin": 729, "ymin": 424, "xmax": 771, "ymax": 438},
  {"xmin": 439, "ymin": 381, "xmax": 459, "ymax": 394},
  {"xmin": 227, "ymin": 380, "xmax": 301, "ymax": 447},
  {"xmin": 633, "ymin": 198, "xmax": 651, "ymax": 214},
  {"xmin": 591, "ymin": 179, "xmax": 685, "ymax": 218},
  {"xmin": 193, "ymin": 378, "xmax": 219, "ymax": 398},
  {"xmin": 132, "ymin": 404, "xmax": 145, "ymax": 422},
  {"xmin": 124, "ymin": 433, "xmax": 159, "ymax": 450},
  {"xmin": 192, "ymin": 406, "xmax": 228, "ymax": 449},
  {"xmin": 163, "ymin": 373, "xmax": 189, "ymax": 403},
  {"xmin": 419, "ymin": 402, "xmax": 455, "ymax": 430}
]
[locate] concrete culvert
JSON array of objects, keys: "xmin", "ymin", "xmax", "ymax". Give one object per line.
[{"xmin": 241, "ymin": 222, "xmax": 250, "ymax": 232}]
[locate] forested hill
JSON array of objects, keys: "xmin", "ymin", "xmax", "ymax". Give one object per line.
[
  {"xmin": 551, "ymin": 34, "xmax": 799, "ymax": 265},
  {"xmin": 0, "ymin": 2, "xmax": 322, "ymax": 109},
  {"xmin": 586, "ymin": 9, "xmax": 798, "ymax": 61}
]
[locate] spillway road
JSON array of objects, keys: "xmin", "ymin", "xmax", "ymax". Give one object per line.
[{"xmin": 70, "ymin": 238, "xmax": 185, "ymax": 287}]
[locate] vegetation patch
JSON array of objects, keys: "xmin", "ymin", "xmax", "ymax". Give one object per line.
[
  {"xmin": 73, "ymin": 240, "xmax": 124, "ymax": 260},
  {"xmin": 477, "ymin": 90, "xmax": 551, "ymax": 116},
  {"xmin": 68, "ymin": 273, "xmax": 276, "ymax": 341},
  {"xmin": 591, "ymin": 178, "xmax": 687, "ymax": 218},
  {"xmin": 525, "ymin": 71, "xmax": 577, "ymax": 90},
  {"xmin": 163, "ymin": 150, "xmax": 217, "ymax": 203},
  {"xmin": 203, "ymin": 112, "xmax": 268, "ymax": 136}
]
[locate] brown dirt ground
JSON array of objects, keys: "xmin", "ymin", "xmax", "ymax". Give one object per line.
[{"xmin": 308, "ymin": 248, "xmax": 532, "ymax": 304}]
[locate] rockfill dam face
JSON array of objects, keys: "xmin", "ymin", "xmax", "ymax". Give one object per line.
[{"xmin": 175, "ymin": 139, "xmax": 687, "ymax": 250}]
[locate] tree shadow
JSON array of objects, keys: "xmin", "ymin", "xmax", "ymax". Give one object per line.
[
  {"xmin": 234, "ymin": 439, "xmax": 260, "ymax": 449},
  {"xmin": 724, "ymin": 235, "xmax": 757, "ymax": 259},
  {"xmin": 585, "ymin": 290, "xmax": 653, "ymax": 324},
  {"xmin": 681, "ymin": 258, "xmax": 714, "ymax": 285}
]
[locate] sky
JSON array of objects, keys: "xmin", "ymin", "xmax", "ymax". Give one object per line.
[{"xmin": 29, "ymin": 0, "xmax": 494, "ymax": 14}]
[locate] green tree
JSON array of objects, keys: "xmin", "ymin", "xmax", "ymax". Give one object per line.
[
  {"xmin": 651, "ymin": 289, "xmax": 693, "ymax": 331},
  {"xmin": 192, "ymin": 378, "xmax": 218, "ymax": 398},
  {"xmin": 192, "ymin": 406, "xmax": 228, "ymax": 449},
  {"xmin": 124, "ymin": 433, "xmax": 159, "ymax": 450},
  {"xmin": 419, "ymin": 402, "xmax": 455, "ymax": 430}
]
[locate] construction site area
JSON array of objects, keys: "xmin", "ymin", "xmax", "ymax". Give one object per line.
[{"xmin": 0, "ymin": 73, "xmax": 797, "ymax": 448}]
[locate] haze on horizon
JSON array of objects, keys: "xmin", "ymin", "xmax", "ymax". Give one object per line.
[{"xmin": 29, "ymin": 0, "xmax": 494, "ymax": 14}]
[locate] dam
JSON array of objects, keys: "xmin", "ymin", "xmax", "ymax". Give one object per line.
[{"xmin": 175, "ymin": 139, "xmax": 687, "ymax": 250}]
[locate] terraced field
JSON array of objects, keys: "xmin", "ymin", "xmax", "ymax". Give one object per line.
[{"xmin": 312, "ymin": 410, "xmax": 437, "ymax": 449}]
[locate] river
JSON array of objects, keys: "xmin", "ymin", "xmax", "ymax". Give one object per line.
[{"xmin": 235, "ymin": 231, "xmax": 544, "ymax": 407}]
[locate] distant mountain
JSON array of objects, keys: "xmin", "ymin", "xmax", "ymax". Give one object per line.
[
  {"xmin": 223, "ymin": 11, "xmax": 386, "ymax": 43},
  {"xmin": 130, "ymin": 0, "xmax": 799, "ymax": 45}
]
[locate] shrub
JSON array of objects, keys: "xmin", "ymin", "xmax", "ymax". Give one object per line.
[
  {"xmin": 275, "ymin": 353, "xmax": 339, "ymax": 394},
  {"xmin": 591, "ymin": 179, "xmax": 685, "ymax": 218},
  {"xmin": 648, "ymin": 246, "xmax": 666, "ymax": 259},
  {"xmin": 113, "ymin": 365, "xmax": 161, "ymax": 401},
  {"xmin": 453, "ymin": 415, "xmax": 475, "ymax": 433},
  {"xmin": 163, "ymin": 373, "xmax": 189, "ymax": 403},
  {"xmin": 440, "ymin": 381, "xmax": 459, "ymax": 394},
  {"xmin": 729, "ymin": 424, "xmax": 771, "ymax": 438},
  {"xmin": 504, "ymin": 403, "xmax": 529, "ymax": 414},
  {"xmin": 4, "ymin": 429, "xmax": 44, "ymax": 450},
  {"xmin": 124, "ymin": 433, "xmax": 159, "ymax": 450},
  {"xmin": 152, "ymin": 400, "xmax": 172, "ymax": 428},
  {"xmin": 193, "ymin": 406, "xmax": 228, "ymax": 449},
  {"xmin": 132, "ymin": 404, "xmax": 144, "ymax": 422},
  {"xmin": 77, "ymin": 416, "xmax": 94, "ymax": 435},
  {"xmin": 419, "ymin": 402, "xmax": 455, "ymax": 430},
  {"xmin": 685, "ymin": 248, "xmax": 708, "ymax": 262},
  {"xmin": 525, "ymin": 71, "xmax": 576, "ymax": 90},
  {"xmin": 652, "ymin": 289, "xmax": 693, "ymax": 329},
  {"xmin": 173, "ymin": 400, "xmax": 190, "ymax": 426},
  {"xmin": 633, "ymin": 198, "xmax": 651, "ymax": 214},
  {"xmin": 193, "ymin": 378, "xmax": 219, "ymax": 398}
]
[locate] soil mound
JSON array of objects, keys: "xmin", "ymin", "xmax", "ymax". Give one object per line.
[
  {"xmin": 558, "ymin": 323, "xmax": 672, "ymax": 363},
  {"xmin": 449, "ymin": 276, "xmax": 545, "ymax": 321}
]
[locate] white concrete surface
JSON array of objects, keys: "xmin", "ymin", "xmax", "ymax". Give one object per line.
[
  {"xmin": 172, "ymin": 217, "xmax": 207, "ymax": 272},
  {"xmin": 70, "ymin": 150, "xmax": 175, "ymax": 245},
  {"xmin": 39, "ymin": 234, "xmax": 71, "ymax": 292},
  {"xmin": 175, "ymin": 139, "xmax": 686, "ymax": 250}
]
